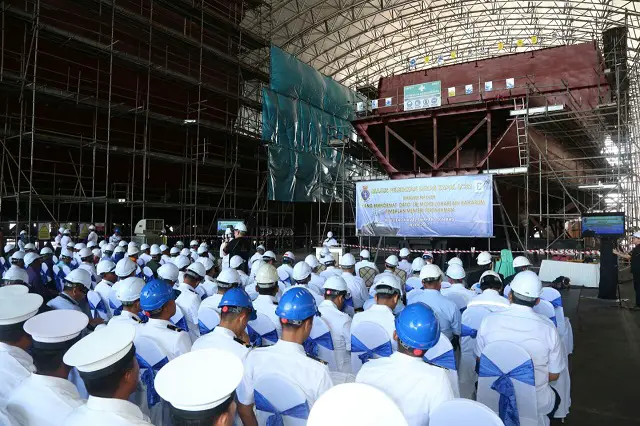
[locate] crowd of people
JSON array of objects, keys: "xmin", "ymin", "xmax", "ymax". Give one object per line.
[{"xmin": 0, "ymin": 225, "xmax": 573, "ymax": 425}]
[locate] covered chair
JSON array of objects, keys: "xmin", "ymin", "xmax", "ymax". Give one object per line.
[
  {"xmin": 254, "ymin": 373, "xmax": 310, "ymax": 426},
  {"xmin": 358, "ymin": 266, "xmax": 377, "ymax": 288},
  {"xmin": 477, "ymin": 341, "xmax": 540, "ymax": 426},
  {"xmin": 533, "ymin": 300, "xmax": 557, "ymax": 327},
  {"xmin": 247, "ymin": 311, "xmax": 279, "ymax": 347},
  {"xmin": 540, "ymin": 287, "xmax": 573, "ymax": 355},
  {"xmin": 107, "ymin": 290, "xmax": 123, "ymax": 317},
  {"xmin": 459, "ymin": 304, "xmax": 497, "ymax": 399},
  {"xmin": 87, "ymin": 290, "xmax": 109, "ymax": 321},
  {"xmin": 303, "ymin": 316, "xmax": 335, "ymax": 369},
  {"xmin": 350, "ymin": 321, "xmax": 393, "ymax": 375},
  {"xmin": 430, "ymin": 399, "xmax": 504, "ymax": 426},
  {"xmin": 133, "ymin": 336, "xmax": 171, "ymax": 426},
  {"xmin": 170, "ymin": 305, "xmax": 189, "ymax": 332},
  {"xmin": 425, "ymin": 332, "xmax": 459, "ymax": 397},
  {"xmin": 197, "ymin": 306, "xmax": 220, "ymax": 336}
]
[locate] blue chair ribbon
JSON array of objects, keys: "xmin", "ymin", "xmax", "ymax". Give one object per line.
[
  {"xmin": 350, "ymin": 335, "xmax": 393, "ymax": 364},
  {"xmin": 344, "ymin": 297, "xmax": 354, "ymax": 308},
  {"xmin": 478, "ymin": 354, "xmax": 535, "ymax": 426},
  {"xmin": 303, "ymin": 331, "xmax": 334, "ymax": 357},
  {"xmin": 550, "ymin": 316, "xmax": 557, "ymax": 327},
  {"xmin": 109, "ymin": 300, "xmax": 123, "ymax": 316},
  {"xmin": 88, "ymin": 299, "xmax": 107, "ymax": 318},
  {"xmin": 247, "ymin": 324, "xmax": 278, "ymax": 347},
  {"xmin": 137, "ymin": 311, "xmax": 149, "ymax": 323},
  {"xmin": 426, "ymin": 349, "xmax": 456, "ymax": 370},
  {"xmin": 550, "ymin": 297, "xmax": 563, "ymax": 308},
  {"xmin": 461, "ymin": 324, "xmax": 478, "ymax": 338},
  {"xmin": 171, "ymin": 316, "xmax": 189, "ymax": 331},
  {"xmin": 254, "ymin": 389, "xmax": 310, "ymax": 426},
  {"xmin": 199, "ymin": 320, "xmax": 214, "ymax": 336},
  {"xmin": 460, "ymin": 307, "xmax": 467, "ymax": 314},
  {"xmin": 135, "ymin": 354, "xmax": 169, "ymax": 408}
]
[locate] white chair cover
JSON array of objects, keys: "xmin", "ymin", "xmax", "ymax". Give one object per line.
[
  {"xmin": 108, "ymin": 289, "xmax": 123, "ymax": 317},
  {"xmin": 87, "ymin": 290, "xmax": 109, "ymax": 321},
  {"xmin": 533, "ymin": 300, "xmax": 557, "ymax": 327},
  {"xmin": 197, "ymin": 306, "xmax": 220, "ymax": 336},
  {"xmin": 430, "ymin": 399, "xmax": 505, "ymax": 426},
  {"xmin": 170, "ymin": 305, "xmax": 190, "ymax": 332},
  {"xmin": 247, "ymin": 311, "xmax": 279, "ymax": 347},
  {"xmin": 540, "ymin": 287, "xmax": 573, "ymax": 355},
  {"xmin": 133, "ymin": 336, "xmax": 171, "ymax": 426},
  {"xmin": 254, "ymin": 373, "xmax": 310, "ymax": 426},
  {"xmin": 477, "ymin": 341, "xmax": 539, "ymax": 426},
  {"xmin": 303, "ymin": 316, "xmax": 335, "ymax": 369},
  {"xmin": 425, "ymin": 332, "xmax": 459, "ymax": 397},
  {"xmin": 350, "ymin": 321, "xmax": 393, "ymax": 375},
  {"xmin": 459, "ymin": 304, "xmax": 494, "ymax": 399},
  {"xmin": 277, "ymin": 269, "xmax": 292, "ymax": 288}
]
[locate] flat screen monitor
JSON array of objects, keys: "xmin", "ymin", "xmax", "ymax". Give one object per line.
[
  {"xmin": 216, "ymin": 219, "xmax": 244, "ymax": 236},
  {"xmin": 581, "ymin": 212, "xmax": 625, "ymax": 237}
]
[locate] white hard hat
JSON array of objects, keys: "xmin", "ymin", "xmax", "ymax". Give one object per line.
[
  {"xmin": 385, "ymin": 255, "xmax": 399, "ymax": 267},
  {"xmin": 64, "ymin": 269, "xmax": 92, "ymax": 290},
  {"xmin": 118, "ymin": 240, "xmax": 128, "ymax": 247},
  {"xmin": 422, "ymin": 251, "xmax": 433, "ymax": 258},
  {"xmin": 115, "ymin": 258, "xmax": 137, "ymax": 278},
  {"xmin": 79, "ymin": 248, "xmax": 93, "ymax": 259},
  {"xmin": 513, "ymin": 256, "xmax": 532, "ymax": 269},
  {"xmin": 66, "ymin": 242, "xmax": 75, "ymax": 249},
  {"xmin": 3, "ymin": 266, "xmax": 29, "ymax": 283},
  {"xmin": 159, "ymin": 244, "xmax": 168, "ymax": 251},
  {"xmin": 114, "ymin": 246, "xmax": 125, "ymax": 254},
  {"xmin": 323, "ymin": 275, "xmax": 348, "ymax": 292},
  {"xmin": 292, "ymin": 261, "xmax": 312, "ymax": 281},
  {"xmin": 89, "ymin": 225, "xmax": 96, "ymax": 231},
  {"xmin": 255, "ymin": 264, "xmax": 279, "ymax": 287},
  {"xmin": 197, "ymin": 246, "xmax": 208, "ymax": 255},
  {"xmin": 87, "ymin": 241, "xmax": 97, "ymax": 249},
  {"xmin": 174, "ymin": 255, "xmax": 191, "ymax": 270},
  {"xmin": 340, "ymin": 253, "xmax": 356, "ymax": 267},
  {"xmin": 103, "ymin": 243, "xmax": 115, "ymax": 253},
  {"xmin": 190, "ymin": 240, "xmax": 198, "ymax": 247},
  {"xmin": 10, "ymin": 251, "xmax": 25, "ymax": 261},
  {"xmin": 24, "ymin": 243, "xmax": 36, "ymax": 251},
  {"xmin": 448, "ymin": 257, "xmax": 463, "ymax": 266},
  {"xmin": 419, "ymin": 264, "xmax": 443, "ymax": 280},
  {"xmin": 158, "ymin": 263, "xmax": 179, "ymax": 282},
  {"xmin": 477, "ymin": 251, "xmax": 492, "ymax": 266},
  {"xmin": 327, "ymin": 231, "xmax": 333, "ymax": 238},
  {"xmin": 40, "ymin": 247, "xmax": 53, "ymax": 255},
  {"xmin": 399, "ymin": 248, "xmax": 410, "ymax": 258},
  {"xmin": 372, "ymin": 273, "xmax": 403, "ymax": 293},
  {"xmin": 235, "ymin": 223, "xmax": 247, "ymax": 232},
  {"xmin": 92, "ymin": 249, "xmax": 102, "ymax": 258},
  {"xmin": 633, "ymin": 231, "xmax": 640, "ymax": 239},
  {"xmin": 4, "ymin": 243, "xmax": 15, "ymax": 252},
  {"xmin": 117, "ymin": 277, "xmax": 146, "ymax": 302},
  {"xmin": 150, "ymin": 245, "xmax": 162, "ymax": 256},
  {"xmin": 175, "ymin": 240, "xmax": 184, "ymax": 247},
  {"xmin": 99, "ymin": 240, "xmax": 106, "ymax": 249},
  {"xmin": 180, "ymin": 248, "xmax": 191, "ymax": 257},
  {"xmin": 320, "ymin": 246, "xmax": 331, "ymax": 256},
  {"xmin": 58, "ymin": 227, "xmax": 65, "ymax": 234},
  {"xmin": 74, "ymin": 243, "xmax": 86, "ymax": 250},
  {"xmin": 263, "ymin": 251, "xmax": 276, "ymax": 260},
  {"xmin": 127, "ymin": 241, "xmax": 137, "ymax": 249},
  {"xmin": 360, "ymin": 249, "xmax": 370, "ymax": 259},
  {"xmin": 510, "ymin": 270, "xmax": 542, "ymax": 298},
  {"xmin": 63, "ymin": 229, "xmax": 70, "ymax": 235},
  {"xmin": 140, "ymin": 243, "xmax": 150, "ymax": 251},
  {"xmin": 97, "ymin": 260, "xmax": 117, "ymax": 275},
  {"xmin": 199, "ymin": 242, "xmax": 208, "ymax": 248},
  {"xmin": 480, "ymin": 270, "xmax": 502, "ymax": 283},
  {"xmin": 230, "ymin": 255, "xmax": 244, "ymax": 269},
  {"xmin": 216, "ymin": 268, "xmax": 241, "ymax": 287},
  {"xmin": 283, "ymin": 251, "xmax": 295, "ymax": 262},
  {"xmin": 170, "ymin": 247, "xmax": 180, "ymax": 256},
  {"xmin": 305, "ymin": 254, "xmax": 320, "ymax": 269},
  {"xmin": 411, "ymin": 257, "xmax": 426, "ymax": 272},
  {"xmin": 446, "ymin": 264, "xmax": 466, "ymax": 280},
  {"xmin": 321, "ymin": 254, "xmax": 335, "ymax": 265},
  {"xmin": 198, "ymin": 257, "xmax": 215, "ymax": 272},
  {"xmin": 186, "ymin": 262, "xmax": 206, "ymax": 279},
  {"xmin": 60, "ymin": 249, "xmax": 73, "ymax": 258},
  {"xmin": 127, "ymin": 245, "xmax": 140, "ymax": 257},
  {"xmin": 256, "ymin": 244, "xmax": 265, "ymax": 252}
]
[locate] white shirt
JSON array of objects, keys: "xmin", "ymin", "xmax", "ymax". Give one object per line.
[
  {"xmin": 175, "ymin": 283, "xmax": 202, "ymax": 342},
  {"xmin": 137, "ymin": 318, "xmax": 192, "ymax": 360},
  {"xmin": 355, "ymin": 259, "xmax": 379, "ymax": 277},
  {"xmin": 108, "ymin": 310, "xmax": 143, "ymax": 329},
  {"xmin": 252, "ymin": 295, "xmax": 282, "ymax": 336},
  {"xmin": 61, "ymin": 236, "xmax": 72, "ymax": 249},
  {"xmin": 199, "ymin": 280, "xmax": 217, "ymax": 298},
  {"xmin": 309, "ymin": 273, "xmax": 326, "ymax": 295},
  {"xmin": 323, "ymin": 238, "xmax": 338, "ymax": 247},
  {"xmin": 407, "ymin": 289, "xmax": 461, "ymax": 339},
  {"xmin": 398, "ymin": 259, "xmax": 412, "ymax": 275},
  {"xmin": 276, "ymin": 264, "xmax": 294, "ymax": 286},
  {"xmin": 78, "ymin": 263, "xmax": 98, "ymax": 288},
  {"xmin": 405, "ymin": 275, "xmax": 422, "ymax": 291},
  {"xmin": 63, "ymin": 396, "xmax": 152, "ymax": 426},
  {"xmin": 7, "ymin": 374, "xmax": 84, "ymax": 425},
  {"xmin": 356, "ymin": 352, "xmax": 454, "ymax": 426},
  {"xmin": 351, "ymin": 304, "xmax": 397, "ymax": 351},
  {"xmin": 319, "ymin": 266, "xmax": 342, "ymax": 280},
  {"xmin": 475, "ymin": 304, "xmax": 567, "ymax": 415},
  {"xmin": 94, "ymin": 280, "xmax": 116, "ymax": 319},
  {"xmin": 238, "ymin": 270, "xmax": 250, "ymax": 287},
  {"xmin": 318, "ymin": 300, "xmax": 352, "ymax": 374},
  {"xmin": 248, "ymin": 252, "xmax": 263, "ymax": 270},
  {"xmin": 160, "ymin": 255, "xmax": 171, "ymax": 265},
  {"xmin": 467, "ymin": 288, "xmax": 510, "ymax": 310},
  {"xmin": 237, "ymin": 340, "xmax": 333, "ymax": 408},
  {"xmin": 87, "ymin": 231, "xmax": 98, "ymax": 244},
  {"xmin": 441, "ymin": 283, "xmax": 476, "ymax": 311},
  {"xmin": 192, "ymin": 326, "xmax": 250, "ymax": 360},
  {"xmin": 139, "ymin": 253, "xmax": 152, "ymax": 265},
  {"xmin": 47, "ymin": 294, "xmax": 83, "ymax": 313},
  {"xmin": 199, "ymin": 293, "xmax": 223, "ymax": 315},
  {"xmin": 108, "ymin": 234, "xmax": 121, "ymax": 244},
  {"xmin": 341, "ymin": 272, "xmax": 369, "ymax": 309},
  {"xmin": 0, "ymin": 343, "xmax": 35, "ymax": 409}
]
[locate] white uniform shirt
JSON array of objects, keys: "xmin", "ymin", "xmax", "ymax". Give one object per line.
[
  {"xmin": 356, "ymin": 352, "xmax": 454, "ymax": 426},
  {"xmin": 309, "ymin": 273, "xmax": 326, "ymax": 295},
  {"xmin": 441, "ymin": 283, "xmax": 476, "ymax": 311},
  {"xmin": 87, "ymin": 231, "xmax": 98, "ymax": 245},
  {"xmin": 94, "ymin": 280, "xmax": 116, "ymax": 319},
  {"xmin": 160, "ymin": 254, "xmax": 171, "ymax": 265},
  {"xmin": 318, "ymin": 300, "xmax": 352, "ymax": 374},
  {"xmin": 60, "ymin": 236, "xmax": 72, "ymax": 249},
  {"xmin": 54, "ymin": 234, "xmax": 62, "ymax": 248},
  {"xmin": 78, "ymin": 263, "xmax": 98, "ymax": 288},
  {"xmin": 319, "ymin": 266, "xmax": 341, "ymax": 280},
  {"xmin": 192, "ymin": 326, "xmax": 250, "ymax": 360},
  {"xmin": 237, "ymin": 340, "xmax": 333, "ymax": 408},
  {"xmin": 467, "ymin": 288, "xmax": 510, "ymax": 310},
  {"xmin": 137, "ymin": 318, "xmax": 192, "ymax": 360},
  {"xmin": 175, "ymin": 283, "xmax": 202, "ymax": 342},
  {"xmin": 0, "ymin": 343, "xmax": 35, "ymax": 409},
  {"xmin": 63, "ymin": 396, "xmax": 152, "ymax": 426},
  {"xmin": 7, "ymin": 374, "xmax": 84, "ymax": 425},
  {"xmin": 475, "ymin": 304, "xmax": 567, "ymax": 415},
  {"xmin": 355, "ymin": 259, "xmax": 379, "ymax": 277},
  {"xmin": 139, "ymin": 253, "xmax": 152, "ymax": 265},
  {"xmin": 199, "ymin": 280, "xmax": 217, "ymax": 298},
  {"xmin": 323, "ymin": 238, "xmax": 338, "ymax": 247},
  {"xmin": 248, "ymin": 253, "xmax": 263, "ymax": 270},
  {"xmin": 398, "ymin": 259, "xmax": 412, "ymax": 275},
  {"xmin": 405, "ymin": 275, "xmax": 422, "ymax": 291},
  {"xmin": 47, "ymin": 294, "xmax": 83, "ymax": 313},
  {"xmin": 351, "ymin": 304, "xmax": 397, "ymax": 351},
  {"xmin": 199, "ymin": 293, "xmax": 223, "ymax": 315},
  {"xmin": 252, "ymin": 294, "xmax": 282, "ymax": 336},
  {"xmin": 108, "ymin": 234, "xmax": 121, "ymax": 245},
  {"xmin": 276, "ymin": 264, "xmax": 294, "ymax": 286},
  {"xmin": 341, "ymin": 272, "xmax": 369, "ymax": 309},
  {"xmin": 237, "ymin": 270, "xmax": 250, "ymax": 287},
  {"xmin": 407, "ymin": 289, "xmax": 461, "ymax": 339},
  {"xmin": 108, "ymin": 311, "xmax": 144, "ymax": 329}
]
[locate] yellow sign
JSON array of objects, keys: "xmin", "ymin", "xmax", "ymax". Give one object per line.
[
  {"xmin": 450, "ymin": 51, "xmax": 457, "ymax": 59},
  {"xmin": 37, "ymin": 223, "xmax": 50, "ymax": 240},
  {"xmin": 448, "ymin": 87, "xmax": 456, "ymax": 97},
  {"xmin": 424, "ymin": 55, "xmax": 430, "ymax": 63},
  {"xmin": 516, "ymin": 39, "xmax": 524, "ymax": 47},
  {"xmin": 78, "ymin": 223, "xmax": 90, "ymax": 239},
  {"xmin": 497, "ymin": 42, "xmax": 504, "ymax": 51},
  {"xmin": 530, "ymin": 35, "xmax": 538, "ymax": 45}
]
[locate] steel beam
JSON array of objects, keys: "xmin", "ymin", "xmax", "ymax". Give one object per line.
[
  {"xmin": 436, "ymin": 116, "xmax": 488, "ymax": 169},
  {"xmin": 385, "ymin": 126, "xmax": 435, "ymax": 168}
]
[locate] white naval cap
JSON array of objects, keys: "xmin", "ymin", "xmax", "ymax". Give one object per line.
[
  {"xmin": 0, "ymin": 284, "xmax": 29, "ymax": 298},
  {"xmin": 24, "ymin": 310, "xmax": 88, "ymax": 346},
  {"xmin": 154, "ymin": 349, "xmax": 243, "ymax": 413},
  {"xmin": 63, "ymin": 324, "xmax": 136, "ymax": 374},
  {"xmin": 0, "ymin": 293, "xmax": 43, "ymax": 325},
  {"xmin": 308, "ymin": 383, "xmax": 408, "ymax": 426}
]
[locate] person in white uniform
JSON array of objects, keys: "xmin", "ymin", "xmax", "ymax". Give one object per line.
[
  {"xmin": 197, "ymin": 257, "xmax": 218, "ymax": 296},
  {"xmin": 356, "ymin": 303, "xmax": 454, "ymax": 426},
  {"xmin": 155, "ymin": 348, "xmax": 243, "ymax": 426},
  {"xmin": 109, "ymin": 277, "xmax": 146, "ymax": 328},
  {"xmin": 503, "ymin": 255, "xmax": 532, "ymax": 297},
  {"xmin": 87, "ymin": 225, "xmax": 98, "ymax": 246},
  {"xmin": 262, "ymin": 250, "xmax": 276, "ymax": 265},
  {"xmin": 192, "ymin": 287, "xmax": 255, "ymax": 360},
  {"xmin": 340, "ymin": 253, "xmax": 369, "ymax": 310},
  {"xmin": 319, "ymin": 254, "xmax": 341, "ymax": 279},
  {"xmin": 475, "ymin": 270, "xmax": 566, "ymax": 420},
  {"xmin": 323, "ymin": 231, "xmax": 339, "ymax": 247},
  {"xmin": 276, "ymin": 251, "xmax": 296, "ymax": 286},
  {"xmin": 237, "ymin": 287, "xmax": 333, "ymax": 425},
  {"xmin": 441, "ymin": 263, "xmax": 475, "ymax": 311},
  {"xmin": 159, "ymin": 245, "xmax": 171, "ymax": 265},
  {"xmin": 407, "ymin": 264, "xmax": 461, "ymax": 341},
  {"xmin": 138, "ymin": 279, "xmax": 192, "ymax": 360},
  {"xmin": 318, "ymin": 276, "xmax": 352, "ymax": 374},
  {"xmin": 404, "ymin": 257, "xmax": 426, "ymax": 292},
  {"xmin": 305, "ymin": 254, "xmax": 327, "ymax": 295},
  {"xmin": 77, "ymin": 248, "xmax": 98, "ymax": 288},
  {"xmin": 61, "ymin": 229, "xmax": 72, "ymax": 251},
  {"xmin": 289, "ymin": 261, "xmax": 324, "ymax": 306},
  {"xmin": 397, "ymin": 248, "xmax": 412, "ymax": 275},
  {"xmin": 355, "ymin": 249, "xmax": 379, "ymax": 277},
  {"xmin": 115, "ymin": 257, "xmax": 137, "ymax": 281},
  {"xmin": 199, "ymin": 268, "xmax": 242, "ymax": 315},
  {"xmin": 422, "ymin": 251, "xmax": 434, "ymax": 264},
  {"xmin": 47, "ymin": 269, "xmax": 103, "ymax": 328},
  {"xmin": 7, "ymin": 310, "xmax": 87, "ymax": 425},
  {"xmin": 352, "ymin": 273, "xmax": 403, "ymax": 350},
  {"xmin": 0, "ymin": 292, "xmax": 42, "ymax": 409},
  {"xmin": 384, "ymin": 255, "xmax": 407, "ymax": 285},
  {"xmin": 175, "ymin": 260, "xmax": 205, "ymax": 342},
  {"xmin": 62, "ymin": 325, "xmax": 153, "ymax": 425},
  {"xmin": 230, "ymin": 255, "xmax": 250, "ymax": 287},
  {"xmin": 250, "ymin": 264, "xmax": 282, "ymax": 336},
  {"xmin": 249, "ymin": 244, "xmax": 265, "ymax": 271},
  {"xmin": 108, "ymin": 227, "xmax": 122, "ymax": 245}
]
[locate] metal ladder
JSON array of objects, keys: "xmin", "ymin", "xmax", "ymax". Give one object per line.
[{"xmin": 514, "ymin": 98, "xmax": 529, "ymax": 167}]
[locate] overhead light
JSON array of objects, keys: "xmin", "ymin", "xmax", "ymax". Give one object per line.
[
  {"xmin": 118, "ymin": 198, "xmax": 126, "ymax": 203},
  {"xmin": 482, "ymin": 166, "xmax": 528, "ymax": 175},
  {"xmin": 509, "ymin": 105, "xmax": 564, "ymax": 116},
  {"xmin": 578, "ymin": 183, "xmax": 617, "ymax": 190},
  {"xmin": 183, "ymin": 119, "xmax": 196, "ymax": 124}
]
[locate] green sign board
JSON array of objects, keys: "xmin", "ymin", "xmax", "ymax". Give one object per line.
[{"xmin": 403, "ymin": 81, "xmax": 442, "ymax": 111}]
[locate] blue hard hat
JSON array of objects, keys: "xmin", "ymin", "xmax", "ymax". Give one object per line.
[
  {"xmin": 275, "ymin": 287, "xmax": 318, "ymax": 322},
  {"xmin": 394, "ymin": 302, "xmax": 440, "ymax": 351},
  {"xmin": 140, "ymin": 279, "xmax": 174, "ymax": 311},
  {"xmin": 114, "ymin": 228, "xmax": 121, "ymax": 234},
  {"xmin": 218, "ymin": 288, "xmax": 257, "ymax": 321}
]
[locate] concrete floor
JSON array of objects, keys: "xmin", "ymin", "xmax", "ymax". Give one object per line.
[{"xmin": 558, "ymin": 280, "xmax": 640, "ymax": 425}]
